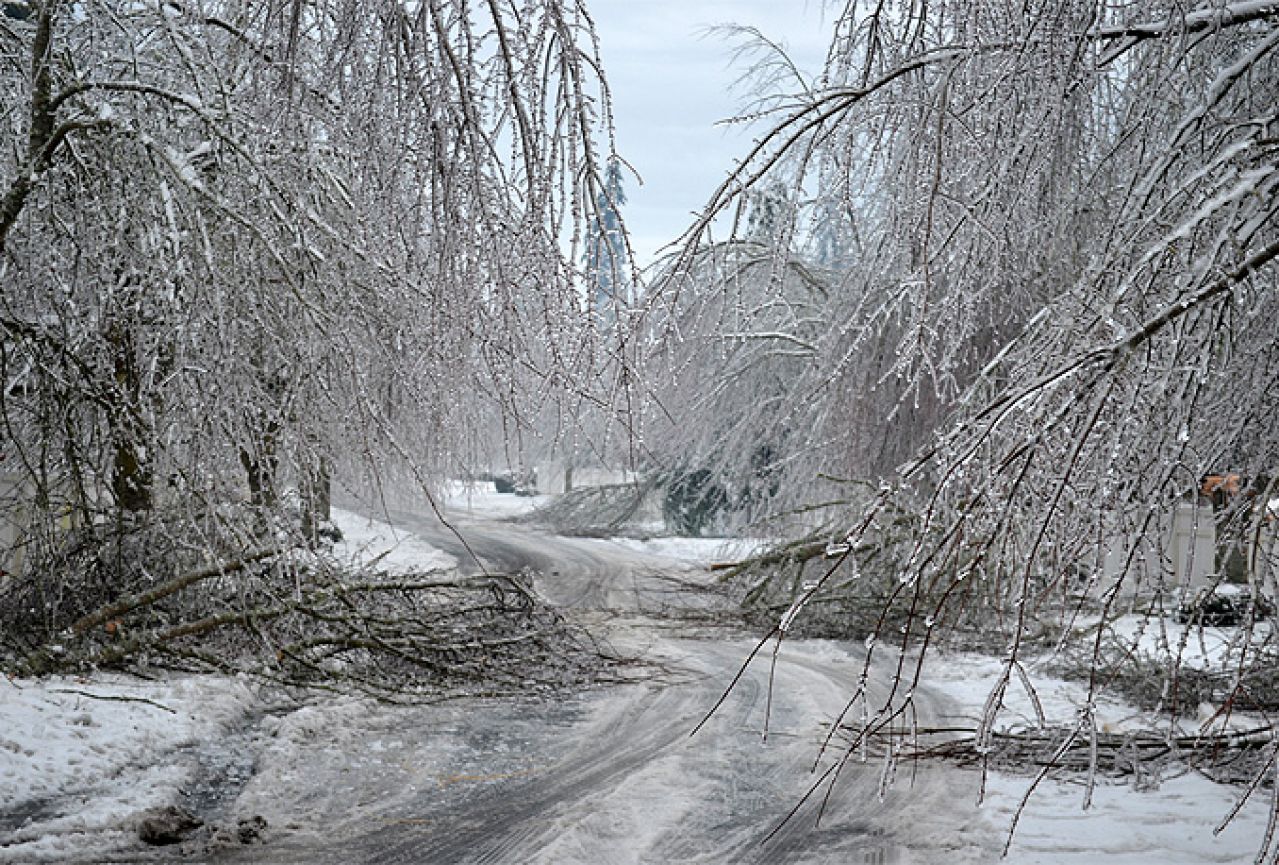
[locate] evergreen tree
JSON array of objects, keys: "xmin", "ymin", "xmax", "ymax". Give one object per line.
[{"xmin": 585, "ymin": 159, "xmax": 630, "ymax": 323}]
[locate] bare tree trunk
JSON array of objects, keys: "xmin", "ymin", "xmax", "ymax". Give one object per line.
[
  {"xmin": 301, "ymin": 455, "xmax": 331, "ymax": 542},
  {"xmin": 105, "ymin": 316, "xmax": 151, "ymax": 513},
  {"xmin": 239, "ymin": 417, "xmax": 280, "ymax": 513}
]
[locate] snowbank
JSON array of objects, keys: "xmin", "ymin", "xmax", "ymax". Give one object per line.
[{"xmin": 0, "ymin": 508, "xmax": 457, "ymax": 864}]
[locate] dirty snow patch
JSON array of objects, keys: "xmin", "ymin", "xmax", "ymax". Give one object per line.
[{"xmin": 0, "ymin": 673, "xmax": 258, "ymax": 863}]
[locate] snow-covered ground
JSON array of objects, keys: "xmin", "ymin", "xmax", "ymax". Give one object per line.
[
  {"xmin": 2, "ymin": 494, "xmax": 1276, "ymax": 863},
  {"xmin": 0, "ymin": 674, "xmax": 259, "ymax": 863},
  {"xmin": 610, "ymin": 535, "xmax": 772, "ymax": 568},
  {"xmin": 328, "ymin": 505, "xmax": 458, "ymax": 574},
  {"xmin": 981, "ymin": 772, "xmax": 1270, "ymax": 865},
  {"xmin": 1107, "ymin": 610, "xmax": 1273, "ymax": 675},
  {"xmin": 1, "ymin": 506, "xmax": 455, "ymax": 864},
  {"xmin": 438, "ymin": 480, "xmax": 551, "ymax": 518},
  {"xmin": 923, "ymin": 651, "xmax": 1274, "ymax": 863}
]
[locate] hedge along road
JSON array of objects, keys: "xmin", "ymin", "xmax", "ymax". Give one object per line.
[{"xmin": 205, "ymin": 508, "xmax": 998, "ymax": 865}]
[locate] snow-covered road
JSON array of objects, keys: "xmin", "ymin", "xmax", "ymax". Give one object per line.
[{"xmin": 202, "ymin": 509, "xmax": 996, "ymax": 864}]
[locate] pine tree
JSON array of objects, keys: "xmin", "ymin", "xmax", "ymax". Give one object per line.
[{"xmin": 585, "ymin": 159, "xmax": 630, "ymax": 324}]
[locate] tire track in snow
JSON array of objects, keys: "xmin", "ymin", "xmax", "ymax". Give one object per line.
[{"xmin": 206, "ymin": 513, "xmax": 997, "ymax": 864}]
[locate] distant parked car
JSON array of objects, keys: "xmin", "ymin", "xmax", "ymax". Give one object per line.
[
  {"xmin": 1176, "ymin": 584, "xmax": 1275, "ymax": 627},
  {"xmin": 489, "ymin": 472, "xmax": 536, "ymax": 496}
]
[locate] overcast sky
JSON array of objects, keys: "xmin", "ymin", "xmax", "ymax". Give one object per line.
[{"xmin": 588, "ymin": 1, "xmax": 830, "ymax": 269}]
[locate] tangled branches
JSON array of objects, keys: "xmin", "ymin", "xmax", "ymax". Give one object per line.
[
  {"xmin": 1, "ymin": 517, "xmax": 612, "ymax": 701},
  {"xmin": 841, "ymin": 722, "xmax": 1277, "ymax": 789}
]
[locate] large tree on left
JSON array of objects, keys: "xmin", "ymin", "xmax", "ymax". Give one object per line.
[{"xmin": 0, "ymin": 0, "xmax": 621, "ymax": 665}]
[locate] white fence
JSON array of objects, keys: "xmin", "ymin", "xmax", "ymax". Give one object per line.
[{"xmin": 1100, "ymin": 500, "xmax": 1278, "ymax": 598}]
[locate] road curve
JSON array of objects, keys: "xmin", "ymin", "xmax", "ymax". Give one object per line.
[{"xmin": 207, "ymin": 510, "xmax": 997, "ymax": 865}]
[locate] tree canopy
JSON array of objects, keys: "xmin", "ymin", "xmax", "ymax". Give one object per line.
[
  {"xmin": 645, "ymin": 0, "xmax": 1279, "ymax": 847},
  {"xmin": 0, "ymin": 0, "xmax": 624, "ymax": 686}
]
